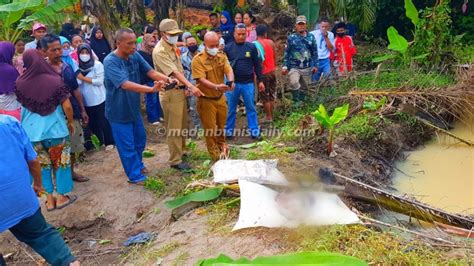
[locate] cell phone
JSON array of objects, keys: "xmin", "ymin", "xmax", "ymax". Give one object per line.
[
  {"xmin": 225, "ymin": 81, "xmax": 234, "ymax": 87},
  {"xmin": 164, "ymin": 81, "xmax": 177, "ymax": 90}
]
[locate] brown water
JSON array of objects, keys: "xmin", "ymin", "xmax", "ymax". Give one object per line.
[{"xmin": 394, "ymin": 119, "xmax": 474, "ymax": 215}]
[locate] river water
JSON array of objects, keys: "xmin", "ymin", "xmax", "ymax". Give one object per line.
[{"xmin": 394, "ymin": 118, "xmax": 474, "ymax": 215}]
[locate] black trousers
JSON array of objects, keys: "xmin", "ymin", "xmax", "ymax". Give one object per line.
[{"xmin": 85, "ymin": 102, "xmax": 114, "ymax": 146}]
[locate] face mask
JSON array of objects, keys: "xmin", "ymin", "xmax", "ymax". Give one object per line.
[
  {"xmin": 206, "ymin": 47, "xmax": 219, "ymax": 56},
  {"xmin": 337, "ymin": 32, "xmax": 345, "ymax": 37},
  {"xmin": 188, "ymin": 44, "xmax": 198, "ymax": 53},
  {"xmin": 62, "ymin": 49, "xmax": 70, "ymax": 57},
  {"xmin": 80, "ymin": 54, "xmax": 91, "ymax": 62},
  {"xmin": 166, "ymin": 35, "xmax": 179, "ymax": 45}
]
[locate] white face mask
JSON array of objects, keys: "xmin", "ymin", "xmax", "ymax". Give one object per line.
[
  {"xmin": 166, "ymin": 35, "xmax": 179, "ymax": 45},
  {"xmin": 79, "ymin": 54, "xmax": 91, "ymax": 62},
  {"xmin": 206, "ymin": 47, "xmax": 219, "ymax": 56}
]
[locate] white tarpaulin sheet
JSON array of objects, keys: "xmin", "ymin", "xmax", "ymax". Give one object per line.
[
  {"xmin": 233, "ymin": 180, "xmax": 360, "ymax": 231},
  {"xmin": 212, "ymin": 159, "xmax": 288, "ymax": 186}
]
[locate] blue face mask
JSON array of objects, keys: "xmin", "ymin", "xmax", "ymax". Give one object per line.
[{"xmin": 62, "ymin": 49, "xmax": 70, "ymax": 57}]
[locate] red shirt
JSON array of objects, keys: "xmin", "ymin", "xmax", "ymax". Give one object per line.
[{"xmin": 257, "ymin": 38, "xmax": 276, "ymax": 74}]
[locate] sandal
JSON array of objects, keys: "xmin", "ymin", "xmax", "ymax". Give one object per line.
[
  {"xmin": 45, "ymin": 198, "xmax": 56, "ymax": 212},
  {"xmin": 56, "ymin": 195, "xmax": 78, "ymax": 210},
  {"xmin": 128, "ymin": 180, "xmax": 146, "ymax": 186},
  {"xmin": 73, "ymin": 174, "xmax": 90, "ymax": 182}
]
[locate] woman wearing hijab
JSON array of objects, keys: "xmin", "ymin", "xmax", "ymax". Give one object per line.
[
  {"xmin": 59, "ymin": 36, "xmax": 78, "ymax": 71},
  {"xmin": 76, "ymin": 43, "xmax": 115, "ymax": 150},
  {"xmin": 0, "ymin": 42, "xmax": 21, "ymax": 120},
  {"xmin": 138, "ymin": 34, "xmax": 164, "ymax": 125},
  {"xmin": 90, "ymin": 27, "xmax": 111, "ymax": 63},
  {"xmin": 220, "ymin": 10, "xmax": 235, "ymax": 43},
  {"xmin": 16, "ymin": 50, "xmax": 77, "ymax": 211}
]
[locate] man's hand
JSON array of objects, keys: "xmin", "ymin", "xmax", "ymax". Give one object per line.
[
  {"xmin": 81, "ymin": 111, "xmax": 89, "ymax": 125},
  {"xmin": 216, "ymin": 84, "xmax": 230, "ymax": 92},
  {"xmin": 33, "ymin": 182, "xmax": 45, "ymax": 197},
  {"xmin": 258, "ymin": 82, "xmax": 265, "ymax": 92},
  {"xmin": 312, "ymin": 67, "xmax": 318, "ymax": 74},
  {"xmin": 167, "ymin": 77, "xmax": 179, "ymax": 85},
  {"xmin": 281, "ymin": 68, "xmax": 289, "ymax": 75},
  {"xmin": 230, "ymin": 82, "xmax": 236, "ymax": 91},
  {"xmin": 322, "ymin": 30, "xmax": 328, "ymax": 37},
  {"xmin": 68, "ymin": 121, "xmax": 75, "ymax": 136},
  {"xmin": 153, "ymin": 80, "xmax": 165, "ymax": 92},
  {"xmin": 190, "ymin": 86, "xmax": 205, "ymax": 97}
]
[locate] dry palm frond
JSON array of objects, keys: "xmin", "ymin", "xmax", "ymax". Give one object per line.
[{"xmin": 347, "ymin": 85, "xmax": 474, "ymax": 126}]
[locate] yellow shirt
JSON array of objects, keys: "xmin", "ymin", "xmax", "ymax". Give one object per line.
[
  {"xmin": 191, "ymin": 51, "xmax": 231, "ymax": 98},
  {"xmin": 152, "ymin": 39, "xmax": 184, "ymax": 76}
]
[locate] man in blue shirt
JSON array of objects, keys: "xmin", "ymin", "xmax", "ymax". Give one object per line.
[
  {"xmin": 310, "ymin": 17, "xmax": 335, "ymax": 84},
  {"xmin": 104, "ymin": 28, "xmax": 169, "ymax": 185},
  {"xmin": 41, "ymin": 34, "xmax": 90, "ymax": 183},
  {"xmin": 224, "ymin": 24, "xmax": 264, "ymax": 140},
  {"xmin": 0, "ymin": 115, "xmax": 78, "ymax": 266},
  {"xmin": 281, "ymin": 15, "xmax": 318, "ymax": 102}
]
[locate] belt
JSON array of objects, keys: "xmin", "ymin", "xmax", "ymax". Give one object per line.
[{"xmin": 200, "ymin": 94, "xmax": 223, "ymax": 100}]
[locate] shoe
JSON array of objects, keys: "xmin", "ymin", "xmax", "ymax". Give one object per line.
[
  {"xmin": 151, "ymin": 121, "xmax": 161, "ymax": 125},
  {"xmin": 159, "ymin": 117, "xmax": 165, "ymax": 122},
  {"xmin": 171, "ymin": 162, "xmax": 192, "ymax": 171}
]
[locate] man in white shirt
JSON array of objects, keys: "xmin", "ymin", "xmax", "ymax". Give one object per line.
[
  {"xmin": 310, "ymin": 18, "xmax": 335, "ymax": 84},
  {"xmin": 25, "ymin": 23, "xmax": 47, "ymax": 51}
]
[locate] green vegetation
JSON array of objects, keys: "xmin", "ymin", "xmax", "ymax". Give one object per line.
[
  {"xmin": 336, "ymin": 114, "xmax": 382, "ymax": 140},
  {"xmin": 350, "ymin": 71, "xmax": 455, "ymax": 89},
  {"xmin": 144, "ymin": 177, "xmax": 166, "ymax": 196},
  {"xmin": 0, "ymin": 0, "xmax": 78, "ymax": 42},
  {"xmin": 165, "ymin": 187, "xmax": 223, "ymax": 209},
  {"xmin": 372, "ymin": 0, "xmax": 463, "ymax": 70},
  {"xmin": 313, "ymin": 104, "xmax": 350, "ymax": 154},
  {"xmin": 197, "ymin": 251, "xmax": 367, "ymax": 265},
  {"xmin": 206, "ymin": 197, "xmax": 240, "ymax": 233},
  {"xmin": 289, "ymin": 225, "xmax": 468, "ymax": 265}
]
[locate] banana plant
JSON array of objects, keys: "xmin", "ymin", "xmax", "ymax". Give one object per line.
[
  {"xmin": 372, "ymin": 0, "xmax": 428, "ymax": 64},
  {"xmin": 313, "ymin": 103, "xmax": 349, "ymax": 155},
  {"xmin": 0, "ymin": 0, "xmax": 78, "ymax": 42}
]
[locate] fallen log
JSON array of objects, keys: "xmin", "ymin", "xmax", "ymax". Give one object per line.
[{"xmin": 319, "ymin": 168, "xmax": 474, "ymax": 230}]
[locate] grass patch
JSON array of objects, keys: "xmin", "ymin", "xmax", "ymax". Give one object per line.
[
  {"xmin": 336, "ymin": 114, "xmax": 383, "ymax": 140},
  {"xmin": 348, "ymin": 71, "xmax": 455, "ymax": 90},
  {"xmin": 288, "ymin": 225, "xmax": 468, "ymax": 265},
  {"xmin": 206, "ymin": 197, "xmax": 240, "ymax": 233},
  {"xmin": 124, "ymin": 241, "xmax": 182, "ymax": 265},
  {"xmin": 144, "ymin": 177, "xmax": 166, "ymax": 196},
  {"xmin": 172, "ymin": 251, "xmax": 190, "ymax": 266}
]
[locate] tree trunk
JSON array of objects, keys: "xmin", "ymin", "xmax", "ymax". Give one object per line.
[
  {"xmin": 129, "ymin": 0, "xmax": 147, "ymax": 26},
  {"xmin": 81, "ymin": 0, "xmax": 120, "ymax": 48},
  {"xmin": 152, "ymin": 0, "xmax": 171, "ymax": 28}
]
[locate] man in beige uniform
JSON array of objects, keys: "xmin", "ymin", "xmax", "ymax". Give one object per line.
[
  {"xmin": 192, "ymin": 32, "xmax": 234, "ymax": 161},
  {"xmin": 153, "ymin": 19, "xmax": 204, "ymax": 171}
]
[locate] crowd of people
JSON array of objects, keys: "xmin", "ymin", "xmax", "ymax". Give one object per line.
[{"xmin": 0, "ymin": 10, "xmax": 357, "ymax": 265}]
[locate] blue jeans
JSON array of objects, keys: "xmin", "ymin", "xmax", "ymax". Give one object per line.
[
  {"xmin": 110, "ymin": 117, "xmax": 147, "ymax": 183},
  {"xmin": 312, "ymin": 58, "xmax": 332, "ymax": 82},
  {"xmin": 225, "ymin": 82, "xmax": 260, "ymax": 137},
  {"xmin": 145, "ymin": 84, "xmax": 163, "ymax": 123},
  {"xmin": 9, "ymin": 208, "xmax": 75, "ymax": 266}
]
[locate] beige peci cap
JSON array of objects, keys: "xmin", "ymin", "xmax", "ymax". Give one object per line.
[
  {"xmin": 159, "ymin": 19, "xmax": 183, "ymax": 35},
  {"xmin": 296, "ymin": 15, "xmax": 307, "ymax": 24}
]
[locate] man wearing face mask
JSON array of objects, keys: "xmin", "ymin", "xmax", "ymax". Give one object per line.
[
  {"xmin": 153, "ymin": 19, "xmax": 204, "ymax": 171},
  {"xmin": 180, "ymin": 34, "xmax": 202, "ymax": 130},
  {"xmin": 191, "ymin": 32, "xmax": 234, "ymax": 161},
  {"xmin": 282, "ymin": 15, "xmax": 318, "ymax": 102}
]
